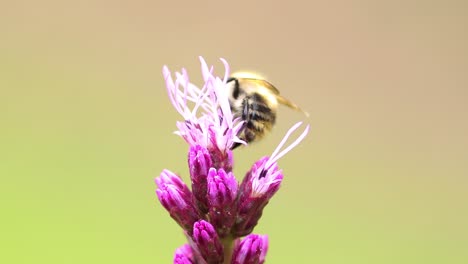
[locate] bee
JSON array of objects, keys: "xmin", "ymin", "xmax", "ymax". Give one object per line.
[{"xmin": 226, "ymin": 72, "xmax": 308, "ymax": 149}]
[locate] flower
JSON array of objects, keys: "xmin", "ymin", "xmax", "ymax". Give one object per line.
[
  {"xmin": 233, "ymin": 122, "xmax": 310, "ymax": 237},
  {"xmin": 192, "ymin": 220, "xmax": 224, "ymax": 263},
  {"xmin": 163, "ymin": 57, "xmax": 244, "ymax": 169},
  {"xmin": 156, "ymin": 57, "xmax": 310, "ymax": 264},
  {"xmin": 207, "ymin": 167, "xmax": 238, "ymax": 237},
  {"xmin": 155, "ymin": 170, "xmax": 201, "ymax": 232},
  {"xmin": 231, "ymin": 234, "xmax": 269, "ymax": 264},
  {"xmin": 174, "ymin": 244, "xmax": 196, "ymax": 264},
  {"xmin": 189, "ymin": 145, "xmax": 213, "ymax": 214},
  {"xmin": 246, "ymin": 121, "xmax": 309, "ymax": 198}
]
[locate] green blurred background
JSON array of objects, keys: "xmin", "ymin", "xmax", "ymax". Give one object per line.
[{"xmin": 1, "ymin": 0, "xmax": 467, "ymax": 263}]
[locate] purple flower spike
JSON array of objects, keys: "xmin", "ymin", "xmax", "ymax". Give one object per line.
[
  {"xmin": 192, "ymin": 220, "xmax": 224, "ymax": 264},
  {"xmin": 234, "ymin": 122, "xmax": 310, "ymax": 236},
  {"xmin": 174, "ymin": 244, "xmax": 195, "ymax": 264},
  {"xmin": 231, "ymin": 234, "xmax": 269, "ymax": 264},
  {"xmin": 207, "ymin": 168, "xmax": 238, "ymax": 237},
  {"xmin": 155, "ymin": 170, "xmax": 200, "ymax": 232},
  {"xmin": 189, "ymin": 145, "xmax": 212, "ymax": 214},
  {"xmin": 157, "ymin": 58, "xmax": 311, "ymax": 263}
]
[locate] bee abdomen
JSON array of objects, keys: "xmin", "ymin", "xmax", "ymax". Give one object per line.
[
  {"xmin": 237, "ymin": 93, "xmax": 277, "ymax": 144},
  {"xmin": 248, "ymin": 94, "xmax": 276, "ymax": 122}
]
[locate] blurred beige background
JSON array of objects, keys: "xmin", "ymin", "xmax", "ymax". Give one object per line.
[{"xmin": 1, "ymin": 0, "xmax": 467, "ymax": 263}]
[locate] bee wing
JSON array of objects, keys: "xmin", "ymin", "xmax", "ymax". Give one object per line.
[
  {"xmin": 237, "ymin": 77, "xmax": 309, "ymax": 117},
  {"xmin": 241, "ymin": 78, "xmax": 281, "ymax": 94},
  {"xmin": 276, "ymin": 94, "xmax": 310, "ymax": 117},
  {"xmin": 248, "ymin": 78, "xmax": 309, "ymax": 117}
]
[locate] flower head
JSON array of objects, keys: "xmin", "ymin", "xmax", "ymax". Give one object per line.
[
  {"xmin": 163, "ymin": 57, "xmax": 244, "ymax": 163},
  {"xmin": 155, "ymin": 170, "xmax": 201, "ymax": 232},
  {"xmin": 231, "ymin": 234, "xmax": 269, "ymax": 264},
  {"xmin": 157, "ymin": 57, "xmax": 311, "ymax": 263},
  {"xmin": 192, "ymin": 220, "xmax": 224, "ymax": 263},
  {"xmin": 234, "ymin": 122, "xmax": 310, "ymax": 236},
  {"xmin": 248, "ymin": 122, "xmax": 309, "ymax": 198},
  {"xmin": 207, "ymin": 167, "xmax": 238, "ymax": 237},
  {"xmin": 173, "ymin": 244, "xmax": 195, "ymax": 264},
  {"xmin": 188, "ymin": 145, "xmax": 212, "ymax": 214}
]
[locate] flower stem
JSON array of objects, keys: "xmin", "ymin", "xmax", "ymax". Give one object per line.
[{"xmin": 221, "ymin": 236, "xmax": 234, "ymax": 264}]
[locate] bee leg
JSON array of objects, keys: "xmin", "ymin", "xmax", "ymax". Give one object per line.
[
  {"xmin": 231, "ymin": 122, "xmax": 246, "ymax": 149},
  {"xmin": 230, "ymin": 97, "xmax": 251, "ymax": 150},
  {"xmin": 231, "ymin": 142, "xmax": 241, "ymax": 150},
  {"xmin": 242, "ymin": 96, "xmax": 250, "ymax": 121},
  {"xmin": 242, "ymin": 97, "xmax": 257, "ymax": 143}
]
